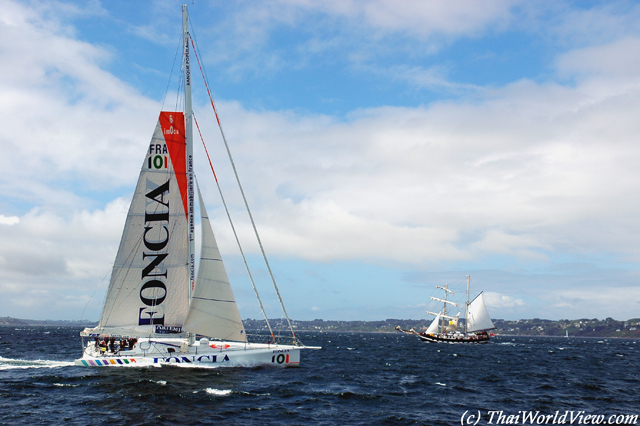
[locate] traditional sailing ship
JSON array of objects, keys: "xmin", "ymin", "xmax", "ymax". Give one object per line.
[
  {"xmin": 396, "ymin": 276, "xmax": 495, "ymax": 344},
  {"xmin": 75, "ymin": 5, "xmax": 319, "ymax": 367}
]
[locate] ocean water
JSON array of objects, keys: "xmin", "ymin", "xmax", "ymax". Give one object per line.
[{"xmin": 0, "ymin": 326, "xmax": 639, "ymax": 425}]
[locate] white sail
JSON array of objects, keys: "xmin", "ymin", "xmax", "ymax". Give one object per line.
[
  {"xmin": 445, "ymin": 312, "xmax": 460, "ymax": 332},
  {"xmin": 466, "ymin": 293, "xmax": 495, "ymax": 332},
  {"xmin": 425, "ymin": 313, "xmax": 441, "ymax": 334},
  {"xmin": 183, "ymin": 186, "xmax": 246, "ymax": 342},
  {"xmin": 89, "ymin": 112, "xmax": 191, "ymax": 338}
]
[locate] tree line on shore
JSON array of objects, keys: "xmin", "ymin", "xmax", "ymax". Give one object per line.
[{"xmin": 1, "ymin": 316, "xmax": 639, "ymax": 338}]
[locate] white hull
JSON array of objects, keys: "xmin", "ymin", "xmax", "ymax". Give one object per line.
[{"xmin": 75, "ymin": 337, "xmax": 315, "ymax": 368}]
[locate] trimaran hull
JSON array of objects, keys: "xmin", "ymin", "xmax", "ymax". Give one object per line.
[{"xmin": 75, "ymin": 338, "xmax": 315, "ymax": 367}]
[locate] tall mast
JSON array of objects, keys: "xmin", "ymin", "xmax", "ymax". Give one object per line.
[
  {"xmin": 465, "ymin": 275, "xmax": 470, "ymax": 334},
  {"xmin": 442, "ymin": 284, "xmax": 448, "ymax": 334},
  {"xmin": 431, "ymin": 284, "xmax": 455, "ymax": 334},
  {"xmin": 182, "ymin": 5, "xmax": 195, "ymax": 301}
]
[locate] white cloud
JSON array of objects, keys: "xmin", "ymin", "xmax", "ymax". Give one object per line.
[
  {"xmin": 197, "ymin": 0, "xmax": 519, "ymax": 78},
  {"xmin": 385, "ymin": 65, "xmax": 480, "ymax": 92},
  {"xmin": 0, "ymin": 198, "xmax": 128, "ymax": 320},
  {"xmin": 0, "ymin": 198, "xmax": 127, "ymax": 280},
  {"xmin": 0, "ymin": 215, "xmax": 19, "ymax": 225},
  {"xmin": 281, "ymin": 0, "xmax": 515, "ymax": 38},
  {"xmin": 557, "ymin": 37, "xmax": 640, "ymax": 78},
  {"xmin": 542, "ymin": 2, "xmax": 640, "ymax": 47},
  {"xmin": 2, "ymin": 1, "xmax": 640, "ymax": 321},
  {"xmin": 0, "ymin": 0, "xmax": 159, "ymax": 214},
  {"xmin": 484, "ymin": 292, "xmax": 524, "ymax": 309},
  {"xmin": 198, "ymin": 62, "xmax": 640, "ymax": 266}
]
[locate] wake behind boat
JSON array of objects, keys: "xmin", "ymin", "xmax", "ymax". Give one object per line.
[
  {"xmin": 76, "ymin": 5, "xmax": 319, "ymax": 368},
  {"xmin": 396, "ymin": 275, "xmax": 495, "ymax": 344}
]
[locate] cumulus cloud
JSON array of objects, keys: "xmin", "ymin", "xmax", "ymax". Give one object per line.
[
  {"xmin": 0, "ymin": 198, "xmax": 127, "ymax": 279},
  {"xmin": 198, "ymin": 65, "xmax": 640, "ymax": 267},
  {"xmin": 0, "ymin": 0, "xmax": 159, "ymax": 214},
  {"xmin": 0, "ymin": 215, "xmax": 19, "ymax": 225},
  {"xmin": 557, "ymin": 37, "xmax": 640, "ymax": 78},
  {"xmin": 484, "ymin": 292, "xmax": 525, "ymax": 309},
  {"xmin": 2, "ymin": 1, "xmax": 640, "ymax": 320}
]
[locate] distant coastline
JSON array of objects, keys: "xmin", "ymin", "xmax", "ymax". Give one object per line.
[
  {"xmin": 244, "ymin": 318, "xmax": 640, "ymax": 338},
  {"xmin": 1, "ymin": 316, "xmax": 638, "ymax": 338},
  {"xmin": 0, "ymin": 317, "xmax": 97, "ymax": 327}
]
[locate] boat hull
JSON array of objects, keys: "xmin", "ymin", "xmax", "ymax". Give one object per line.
[
  {"xmin": 417, "ymin": 333, "xmax": 490, "ymax": 344},
  {"xmin": 75, "ymin": 338, "xmax": 315, "ymax": 367}
]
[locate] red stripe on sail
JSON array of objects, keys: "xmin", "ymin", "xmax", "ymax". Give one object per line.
[{"xmin": 159, "ymin": 112, "xmax": 188, "ymax": 218}]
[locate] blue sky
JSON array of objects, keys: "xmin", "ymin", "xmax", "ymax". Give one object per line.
[{"xmin": 1, "ymin": 0, "xmax": 640, "ymax": 322}]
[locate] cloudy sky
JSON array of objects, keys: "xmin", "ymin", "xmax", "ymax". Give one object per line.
[{"xmin": 1, "ymin": 0, "xmax": 640, "ymax": 322}]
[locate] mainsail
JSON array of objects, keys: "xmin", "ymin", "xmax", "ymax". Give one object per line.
[
  {"xmin": 466, "ymin": 293, "xmax": 495, "ymax": 332},
  {"xmin": 183, "ymin": 185, "xmax": 246, "ymax": 341},
  {"xmin": 91, "ymin": 112, "xmax": 190, "ymax": 338}
]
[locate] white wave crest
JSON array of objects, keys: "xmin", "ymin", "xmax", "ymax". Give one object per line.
[
  {"xmin": 205, "ymin": 388, "xmax": 232, "ymax": 396},
  {"xmin": 0, "ymin": 356, "xmax": 74, "ymax": 370},
  {"xmin": 161, "ymin": 361, "xmax": 221, "ymax": 369}
]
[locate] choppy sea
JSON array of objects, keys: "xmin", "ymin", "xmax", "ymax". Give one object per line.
[{"xmin": 0, "ymin": 326, "xmax": 638, "ymax": 425}]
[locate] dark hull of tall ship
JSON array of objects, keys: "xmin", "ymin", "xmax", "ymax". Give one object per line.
[{"xmin": 416, "ymin": 333, "xmax": 490, "ymax": 344}]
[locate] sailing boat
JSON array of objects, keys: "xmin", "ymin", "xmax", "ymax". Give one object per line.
[
  {"xmin": 75, "ymin": 5, "xmax": 319, "ymax": 367},
  {"xmin": 396, "ymin": 276, "xmax": 495, "ymax": 344}
]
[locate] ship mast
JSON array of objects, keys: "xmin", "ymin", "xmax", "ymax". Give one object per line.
[
  {"xmin": 182, "ymin": 5, "xmax": 196, "ymax": 347},
  {"xmin": 183, "ymin": 5, "xmax": 195, "ymax": 302},
  {"xmin": 428, "ymin": 284, "xmax": 456, "ymax": 334},
  {"xmin": 465, "ymin": 275, "xmax": 470, "ymax": 334}
]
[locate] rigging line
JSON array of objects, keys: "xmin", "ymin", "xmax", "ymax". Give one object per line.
[
  {"xmin": 190, "ymin": 35, "xmax": 299, "ymax": 345},
  {"xmin": 99, "ymin": 231, "xmax": 144, "ymax": 331},
  {"xmin": 175, "ymin": 76, "xmax": 184, "ymax": 118},
  {"xmin": 160, "ymin": 34, "xmax": 183, "ymax": 112},
  {"xmin": 194, "ymin": 114, "xmax": 276, "ymax": 344},
  {"xmin": 80, "ymin": 267, "xmax": 111, "ymax": 323}
]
